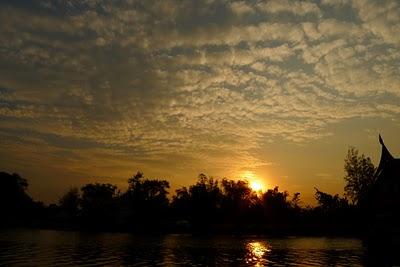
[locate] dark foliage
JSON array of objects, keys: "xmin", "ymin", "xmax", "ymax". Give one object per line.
[
  {"xmin": 0, "ymin": 172, "xmax": 34, "ymax": 226},
  {"xmin": 0, "ymin": 169, "xmax": 363, "ymax": 234},
  {"xmin": 313, "ymin": 188, "xmax": 356, "ymax": 225},
  {"xmin": 344, "ymin": 147, "xmax": 376, "ymax": 206},
  {"xmin": 119, "ymin": 171, "xmax": 170, "ymax": 230},
  {"xmin": 59, "ymin": 188, "xmax": 80, "ymax": 217},
  {"xmin": 0, "ymin": 142, "xmax": 385, "ymax": 237},
  {"xmin": 80, "ymin": 183, "xmax": 118, "ymax": 229},
  {"xmin": 0, "ymin": 172, "xmax": 48, "ymax": 227},
  {"xmin": 0, "ymin": 169, "xmax": 364, "ymax": 235},
  {"xmin": 262, "ymin": 186, "xmax": 290, "ymax": 223}
]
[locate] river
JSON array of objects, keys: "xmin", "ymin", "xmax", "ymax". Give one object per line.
[{"xmin": 0, "ymin": 229, "xmax": 368, "ymax": 266}]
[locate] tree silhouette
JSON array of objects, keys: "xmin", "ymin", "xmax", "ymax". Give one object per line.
[
  {"xmin": 314, "ymin": 188, "xmax": 349, "ymax": 213},
  {"xmin": 0, "ymin": 168, "xmax": 377, "ymax": 236},
  {"xmin": 221, "ymin": 179, "xmax": 258, "ymax": 216},
  {"xmin": 344, "ymin": 147, "xmax": 376, "ymax": 205},
  {"xmin": 189, "ymin": 174, "xmax": 222, "ymax": 228},
  {"xmin": 171, "ymin": 174, "xmax": 222, "ymax": 232},
  {"xmin": 220, "ymin": 179, "xmax": 261, "ymax": 232},
  {"xmin": 291, "ymin": 192, "xmax": 301, "ymax": 209},
  {"xmin": 121, "ymin": 171, "xmax": 170, "ymax": 229},
  {"xmin": 0, "ymin": 172, "xmax": 34, "ymax": 226},
  {"xmin": 171, "ymin": 186, "xmax": 191, "ymax": 219},
  {"xmin": 80, "ymin": 183, "xmax": 118, "ymax": 229},
  {"xmin": 59, "ymin": 187, "xmax": 80, "ymax": 225},
  {"xmin": 313, "ymin": 188, "xmax": 355, "ymax": 228},
  {"xmin": 262, "ymin": 186, "xmax": 290, "ymax": 223}
]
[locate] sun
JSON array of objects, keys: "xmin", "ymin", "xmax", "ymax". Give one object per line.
[
  {"xmin": 250, "ymin": 180, "xmax": 263, "ymax": 192},
  {"xmin": 241, "ymin": 171, "xmax": 265, "ymax": 192}
]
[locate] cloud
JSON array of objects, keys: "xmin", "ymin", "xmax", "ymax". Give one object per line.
[
  {"xmin": 352, "ymin": 0, "xmax": 400, "ymax": 44},
  {"xmin": 317, "ymin": 19, "xmax": 367, "ymax": 39},
  {"xmin": 0, "ymin": 0, "xmax": 399, "ymax": 196},
  {"xmin": 321, "ymin": 0, "xmax": 351, "ymax": 7},
  {"xmin": 256, "ymin": 0, "xmax": 321, "ymax": 17},
  {"xmin": 230, "ymin": 1, "xmax": 254, "ymax": 15}
]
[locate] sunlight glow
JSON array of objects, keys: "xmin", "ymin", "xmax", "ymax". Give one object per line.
[
  {"xmin": 241, "ymin": 171, "xmax": 266, "ymax": 192},
  {"xmin": 250, "ymin": 180, "xmax": 263, "ymax": 191}
]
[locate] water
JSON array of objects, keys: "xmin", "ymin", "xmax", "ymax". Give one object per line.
[{"xmin": 0, "ymin": 229, "xmax": 366, "ymax": 266}]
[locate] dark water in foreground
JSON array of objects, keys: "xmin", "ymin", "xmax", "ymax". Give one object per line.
[{"xmin": 0, "ymin": 229, "xmax": 366, "ymax": 266}]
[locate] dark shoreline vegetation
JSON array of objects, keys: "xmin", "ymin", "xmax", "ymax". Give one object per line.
[
  {"xmin": 0, "ymin": 147, "xmax": 381, "ymax": 237},
  {"xmin": 0, "ymin": 171, "xmax": 362, "ymax": 236}
]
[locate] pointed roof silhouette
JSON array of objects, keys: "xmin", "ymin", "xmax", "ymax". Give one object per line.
[{"xmin": 375, "ymin": 134, "xmax": 398, "ymax": 178}]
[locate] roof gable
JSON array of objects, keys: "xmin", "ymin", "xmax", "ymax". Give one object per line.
[{"xmin": 375, "ymin": 135, "xmax": 398, "ymax": 179}]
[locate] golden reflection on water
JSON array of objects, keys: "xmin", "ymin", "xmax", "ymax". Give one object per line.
[{"xmin": 246, "ymin": 241, "xmax": 271, "ymax": 266}]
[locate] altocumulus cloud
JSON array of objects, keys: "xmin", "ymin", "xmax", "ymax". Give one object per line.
[{"xmin": 0, "ymin": 0, "xmax": 399, "ymax": 198}]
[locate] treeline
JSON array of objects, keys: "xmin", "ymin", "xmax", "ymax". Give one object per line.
[{"xmin": 0, "ymin": 171, "xmax": 361, "ymax": 235}]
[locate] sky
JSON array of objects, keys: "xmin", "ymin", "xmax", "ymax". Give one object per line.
[{"xmin": 0, "ymin": 0, "xmax": 399, "ymax": 205}]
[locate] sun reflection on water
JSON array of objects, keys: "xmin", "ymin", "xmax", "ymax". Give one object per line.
[{"xmin": 246, "ymin": 241, "xmax": 271, "ymax": 266}]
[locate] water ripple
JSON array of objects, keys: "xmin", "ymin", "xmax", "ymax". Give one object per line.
[{"xmin": 0, "ymin": 229, "xmax": 367, "ymax": 266}]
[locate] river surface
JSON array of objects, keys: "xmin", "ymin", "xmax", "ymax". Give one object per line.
[{"xmin": 0, "ymin": 229, "xmax": 368, "ymax": 266}]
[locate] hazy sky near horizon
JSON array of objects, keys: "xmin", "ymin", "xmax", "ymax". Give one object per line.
[{"xmin": 1, "ymin": 0, "xmax": 399, "ymax": 204}]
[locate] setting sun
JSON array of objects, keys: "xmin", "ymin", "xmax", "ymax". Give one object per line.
[
  {"xmin": 250, "ymin": 180, "xmax": 263, "ymax": 191},
  {"xmin": 250, "ymin": 180, "xmax": 263, "ymax": 192},
  {"xmin": 241, "ymin": 171, "xmax": 265, "ymax": 192}
]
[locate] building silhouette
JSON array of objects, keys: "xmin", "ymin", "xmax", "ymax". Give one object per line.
[{"xmin": 367, "ymin": 135, "xmax": 400, "ymax": 259}]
